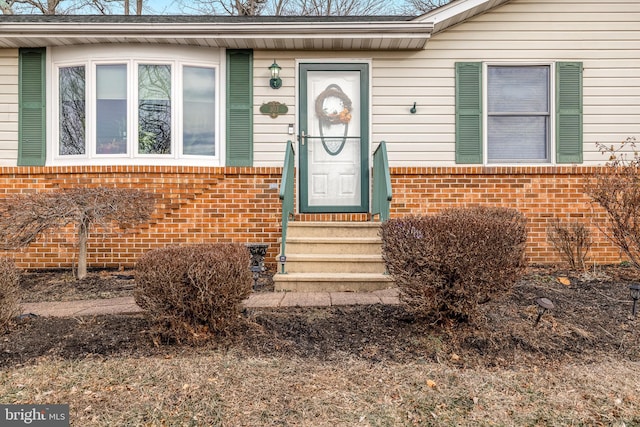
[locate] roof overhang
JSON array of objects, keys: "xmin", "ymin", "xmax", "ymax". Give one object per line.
[
  {"xmin": 0, "ymin": 17, "xmax": 434, "ymax": 50},
  {"xmin": 416, "ymin": 0, "xmax": 512, "ymax": 34}
]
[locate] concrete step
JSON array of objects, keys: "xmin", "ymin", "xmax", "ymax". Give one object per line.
[
  {"xmin": 273, "ymin": 272, "xmax": 394, "ymax": 292},
  {"xmin": 283, "ymin": 254, "xmax": 386, "ymax": 274},
  {"xmin": 275, "ymin": 221, "xmax": 392, "ymax": 292},
  {"xmin": 286, "ymin": 221, "xmax": 381, "ymax": 238},
  {"xmin": 284, "ymin": 237, "xmax": 382, "ymax": 255}
]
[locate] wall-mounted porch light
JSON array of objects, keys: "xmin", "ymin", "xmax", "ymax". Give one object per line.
[
  {"xmin": 269, "ymin": 60, "xmax": 282, "ymax": 89},
  {"xmin": 630, "ymin": 284, "xmax": 640, "ymax": 317}
]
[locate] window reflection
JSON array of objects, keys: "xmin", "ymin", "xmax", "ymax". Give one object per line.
[
  {"xmin": 59, "ymin": 66, "xmax": 86, "ymax": 155},
  {"xmin": 138, "ymin": 64, "xmax": 171, "ymax": 154}
]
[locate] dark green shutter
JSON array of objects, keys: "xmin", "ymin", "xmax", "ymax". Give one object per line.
[
  {"xmin": 226, "ymin": 50, "xmax": 253, "ymax": 166},
  {"xmin": 18, "ymin": 48, "xmax": 46, "ymax": 166},
  {"xmin": 556, "ymin": 62, "xmax": 583, "ymax": 164},
  {"xmin": 455, "ymin": 62, "xmax": 483, "ymax": 164}
]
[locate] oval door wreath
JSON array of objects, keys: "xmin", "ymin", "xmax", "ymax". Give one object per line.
[{"xmin": 315, "ymin": 84, "xmax": 352, "ymax": 156}]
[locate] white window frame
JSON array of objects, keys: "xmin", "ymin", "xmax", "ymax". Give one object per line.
[
  {"xmin": 48, "ymin": 45, "xmax": 222, "ymax": 166},
  {"xmin": 483, "ymin": 62, "xmax": 556, "ymax": 166}
]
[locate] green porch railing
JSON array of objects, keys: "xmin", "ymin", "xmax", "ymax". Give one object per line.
[
  {"xmin": 279, "ymin": 140, "xmax": 295, "ymax": 274},
  {"xmin": 372, "ymin": 141, "xmax": 392, "ymax": 221}
]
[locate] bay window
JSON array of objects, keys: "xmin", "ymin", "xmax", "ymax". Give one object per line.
[{"xmin": 52, "ymin": 47, "xmax": 219, "ymax": 165}]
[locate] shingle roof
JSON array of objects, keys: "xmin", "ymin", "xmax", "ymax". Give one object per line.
[{"xmin": 0, "ymin": 14, "xmax": 416, "ymax": 24}]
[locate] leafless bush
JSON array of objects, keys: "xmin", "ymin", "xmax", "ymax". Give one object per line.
[
  {"xmin": 0, "ymin": 187, "xmax": 155, "ymax": 279},
  {"xmin": 586, "ymin": 137, "xmax": 640, "ymax": 269},
  {"xmin": 547, "ymin": 219, "xmax": 591, "ymax": 271},
  {"xmin": 135, "ymin": 243, "xmax": 253, "ymax": 345},
  {"xmin": 0, "ymin": 257, "xmax": 21, "ymax": 332},
  {"xmin": 381, "ymin": 207, "xmax": 527, "ymax": 323}
]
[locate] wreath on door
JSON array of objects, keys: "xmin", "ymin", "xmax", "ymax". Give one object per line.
[{"xmin": 315, "ymin": 84, "xmax": 353, "ymax": 155}]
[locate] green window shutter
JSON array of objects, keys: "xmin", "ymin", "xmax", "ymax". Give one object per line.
[
  {"xmin": 556, "ymin": 62, "xmax": 583, "ymax": 164},
  {"xmin": 455, "ymin": 62, "xmax": 483, "ymax": 164},
  {"xmin": 18, "ymin": 48, "xmax": 46, "ymax": 166},
  {"xmin": 226, "ymin": 50, "xmax": 253, "ymax": 166}
]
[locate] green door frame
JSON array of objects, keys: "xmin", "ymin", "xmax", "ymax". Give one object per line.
[{"xmin": 299, "ymin": 62, "xmax": 370, "ymax": 213}]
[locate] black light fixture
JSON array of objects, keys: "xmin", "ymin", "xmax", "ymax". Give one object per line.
[
  {"xmin": 269, "ymin": 60, "xmax": 282, "ymax": 89},
  {"xmin": 630, "ymin": 284, "xmax": 640, "ymax": 317},
  {"xmin": 247, "ymin": 243, "xmax": 268, "ymax": 290},
  {"xmin": 535, "ymin": 297, "xmax": 554, "ymax": 326}
]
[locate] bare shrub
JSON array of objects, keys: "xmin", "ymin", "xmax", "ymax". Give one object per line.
[
  {"xmin": 0, "ymin": 187, "xmax": 155, "ymax": 279},
  {"xmin": 381, "ymin": 206, "xmax": 527, "ymax": 323},
  {"xmin": 586, "ymin": 137, "xmax": 640, "ymax": 269},
  {"xmin": 135, "ymin": 243, "xmax": 253, "ymax": 344},
  {"xmin": 0, "ymin": 257, "xmax": 21, "ymax": 332},
  {"xmin": 547, "ymin": 219, "xmax": 591, "ymax": 271}
]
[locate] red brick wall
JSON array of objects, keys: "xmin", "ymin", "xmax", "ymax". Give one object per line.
[
  {"xmin": 0, "ymin": 166, "xmax": 284, "ymax": 270},
  {"xmin": 388, "ymin": 166, "xmax": 620, "ymax": 265},
  {"xmin": 0, "ymin": 165, "xmax": 622, "ymax": 270}
]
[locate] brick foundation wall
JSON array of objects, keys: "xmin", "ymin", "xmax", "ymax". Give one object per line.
[
  {"xmin": 0, "ymin": 165, "xmax": 623, "ymax": 271},
  {"xmin": 0, "ymin": 166, "xmax": 284, "ymax": 270},
  {"xmin": 388, "ymin": 166, "xmax": 620, "ymax": 265}
]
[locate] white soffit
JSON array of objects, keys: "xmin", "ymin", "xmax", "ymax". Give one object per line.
[{"xmin": 0, "ymin": 20, "xmax": 433, "ymax": 50}]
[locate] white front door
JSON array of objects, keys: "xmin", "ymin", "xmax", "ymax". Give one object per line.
[{"xmin": 299, "ymin": 63, "xmax": 369, "ymax": 213}]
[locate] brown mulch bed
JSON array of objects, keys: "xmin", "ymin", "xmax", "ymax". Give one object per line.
[
  {"xmin": 3, "ymin": 265, "xmax": 639, "ymax": 369},
  {"xmin": 18, "ymin": 269, "xmax": 137, "ymax": 303},
  {"xmin": 18, "ymin": 268, "xmax": 274, "ymax": 303}
]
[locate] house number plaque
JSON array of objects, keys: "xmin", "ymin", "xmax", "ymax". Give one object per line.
[{"xmin": 260, "ymin": 101, "xmax": 288, "ymax": 118}]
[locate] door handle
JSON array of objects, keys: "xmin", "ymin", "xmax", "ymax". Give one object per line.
[{"xmin": 299, "ymin": 131, "xmax": 306, "ymax": 145}]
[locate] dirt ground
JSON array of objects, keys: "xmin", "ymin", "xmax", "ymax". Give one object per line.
[{"xmin": 2, "ymin": 265, "xmax": 640, "ymax": 369}]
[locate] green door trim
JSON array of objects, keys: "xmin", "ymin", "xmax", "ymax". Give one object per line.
[{"xmin": 299, "ymin": 63, "xmax": 369, "ymax": 213}]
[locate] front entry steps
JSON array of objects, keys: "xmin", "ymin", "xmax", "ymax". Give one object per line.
[{"xmin": 273, "ymin": 221, "xmax": 394, "ymax": 292}]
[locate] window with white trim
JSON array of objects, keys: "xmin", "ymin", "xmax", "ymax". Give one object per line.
[
  {"xmin": 52, "ymin": 46, "xmax": 220, "ymax": 165},
  {"xmin": 487, "ymin": 65, "xmax": 551, "ymax": 163}
]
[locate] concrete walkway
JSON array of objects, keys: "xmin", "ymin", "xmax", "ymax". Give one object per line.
[{"xmin": 20, "ymin": 288, "xmax": 400, "ymax": 318}]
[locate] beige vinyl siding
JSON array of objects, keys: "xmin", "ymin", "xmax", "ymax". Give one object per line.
[
  {"xmin": 252, "ymin": 0, "xmax": 640, "ymax": 167},
  {"xmin": 397, "ymin": 0, "xmax": 640, "ymax": 166},
  {"xmin": 252, "ymin": 53, "xmax": 304, "ymax": 167},
  {"xmin": 0, "ymin": 49, "xmax": 19, "ymax": 165},
  {"xmin": 372, "ymin": 54, "xmax": 456, "ymax": 164}
]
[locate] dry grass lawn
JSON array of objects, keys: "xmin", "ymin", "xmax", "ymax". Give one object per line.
[{"xmin": 1, "ymin": 354, "xmax": 639, "ymax": 426}]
